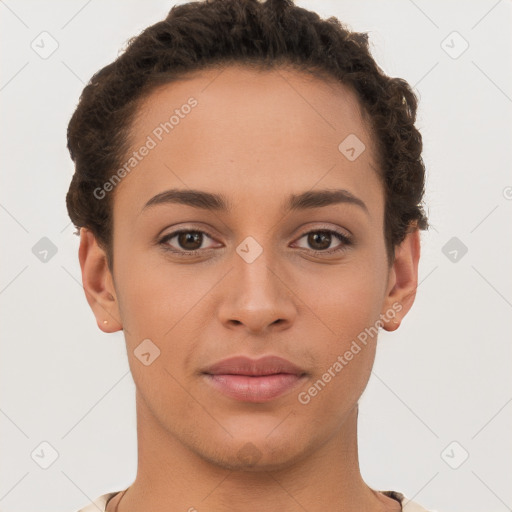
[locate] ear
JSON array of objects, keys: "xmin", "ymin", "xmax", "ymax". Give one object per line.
[
  {"xmin": 78, "ymin": 227, "xmax": 122, "ymax": 333},
  {"xmin": 380, "ymin": 226, "xmax": 421, "ymax": 331}
]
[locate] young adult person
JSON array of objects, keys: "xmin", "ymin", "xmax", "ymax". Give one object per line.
[{"xmin": 66, "ymin": 1, "xmax": 436, "ymax": 510}]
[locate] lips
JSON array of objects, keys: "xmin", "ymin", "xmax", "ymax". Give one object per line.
[
  {"xmin": 203, "ymin": 355, "xmax": 306, "ymax": 377},
  {"xmin": 202, "ymin": 355, "xmax": 307, "ymax": 402}
]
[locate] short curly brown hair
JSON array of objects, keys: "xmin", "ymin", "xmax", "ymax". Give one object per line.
[{"xmin": 66, "ymin": 0, "xmax": 428, "ymax": 271}]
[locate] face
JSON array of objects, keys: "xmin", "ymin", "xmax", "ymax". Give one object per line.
[{"xmin": 81, "ymin": 65, "xmax": 419, "ymax": 472}]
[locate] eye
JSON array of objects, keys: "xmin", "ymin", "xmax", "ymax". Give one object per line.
[
  {"xmin": 158, "ymin": 227, "xmax": 353, "ymax": 257},
  {"xmin": 292, "ymin": 229, "xmax": 352, "ymax": 255},
  {"xmin": 159, "ymin": 229, "xmax": 219, "ymax": 255}
]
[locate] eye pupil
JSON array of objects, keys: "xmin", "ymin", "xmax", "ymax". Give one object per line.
[
  {"xmin": 178, "ymin": 231, "xmax": 202, "ymax": 250},
  {"xmin": 309, "ymin": 231, "xmax": 331, "ymax": 250}
]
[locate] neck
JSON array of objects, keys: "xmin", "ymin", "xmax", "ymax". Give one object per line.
[{"xmin": 113, "ymin": 391, "xmax": 396, "ymax": 512}]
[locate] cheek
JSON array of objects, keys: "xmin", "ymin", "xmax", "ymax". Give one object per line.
[
  {"xmin": 113, "ymin": 254, "xmax": 216, "ymax": 394},
  {"xmin": 296, "ymin": 281, "xmax": 380, "ymax": 421},
  {"xmin": 307, "ymin": 259, "xmax": 386, "ymax": 346},
  {"xmin": 297, "ymin": 259, "xmax": 385, "ymax": 404},
  {"xmin": 113, "ymin": 259, "xmax": 200, "ymax": 413},
  {"xmin": 114, "ymin": 248, "xmax": 206, "ymax": 338}
]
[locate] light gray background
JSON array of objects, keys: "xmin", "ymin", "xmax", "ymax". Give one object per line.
[{"xmin": 1, "ymin": 1, "xmax": 511, "ymax": 511}]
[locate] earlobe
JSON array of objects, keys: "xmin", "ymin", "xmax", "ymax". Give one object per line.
[
  {"xmin": 380, "ymin": 227, "xmax": 421, "ymax": 332},
  {"xmin": 78, "ymin": 227, "xmax": 122, "ymax": 333}
]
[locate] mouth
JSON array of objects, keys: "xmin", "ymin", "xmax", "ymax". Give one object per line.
[{"xmin": 202, "ymin": 355, "xmax": 308, "ymax": 403}]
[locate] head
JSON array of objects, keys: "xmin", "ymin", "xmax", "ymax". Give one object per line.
[{"xmin": 67, "ymin": 0, "xmax": 428, "ymax": 471}]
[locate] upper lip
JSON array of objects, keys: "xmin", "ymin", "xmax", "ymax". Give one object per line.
[{"xmin": 203, "ymin": 355, "xmax": 306, "ymax": 376}]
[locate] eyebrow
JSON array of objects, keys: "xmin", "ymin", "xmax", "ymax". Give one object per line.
[{"xmin": 141, "ymin": 188, "xmax": 369, "ymax": 215}]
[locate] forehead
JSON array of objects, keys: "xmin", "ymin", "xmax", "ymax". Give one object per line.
[{"xmin": 113, "ymin": 65, "xmax": 382, "ymax": 220}]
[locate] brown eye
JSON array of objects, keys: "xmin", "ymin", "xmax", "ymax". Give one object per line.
[
  {"xmin": 177, "ymin": 231, "xmax": 203, "ymax": 251},
  {"xmin": 307, "ymin": 231, "xmax": 332, "ymax": 250},
  {"xmin": 159, "ymin": 230, "xmax": 217, "ymax": 254},
  {"xmin": 293, "ymin": 229, "xmax": 352, "ymax": 255}
]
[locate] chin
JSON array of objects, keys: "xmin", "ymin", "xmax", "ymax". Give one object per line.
[{"xmin": 194, "ymin": 430, "xmax": 311, "ymax": 473}]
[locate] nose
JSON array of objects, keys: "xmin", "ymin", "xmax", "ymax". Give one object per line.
[{"xmin": 217, "ymin": 249, "xmax": 297, "ymax": 336}]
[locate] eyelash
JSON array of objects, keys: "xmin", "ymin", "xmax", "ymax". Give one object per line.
[{"xmin": 158, "ymin": 227, "xmax": 353, "ymax": 257}]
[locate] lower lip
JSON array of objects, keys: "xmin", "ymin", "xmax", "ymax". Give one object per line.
[{"xmin": 204, "ymin": 373, "xmax": 305, "ymax": 402}]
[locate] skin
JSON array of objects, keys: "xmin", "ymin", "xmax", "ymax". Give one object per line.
[{"xmin": 79, "ymin": 65, "xmax": 420, "ymax": 512}]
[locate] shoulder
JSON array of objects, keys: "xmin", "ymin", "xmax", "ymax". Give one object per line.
[
  {"xmin": 74, "ymin": 490, "xmax": 122, "ymax": 512},
  {"xmin": 77, "ymin": 489, "xmax": 444, "ymax": 512},
  {"xmin": 380, "ymin": 490, "xmax": 444, "ymax": 512}
]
